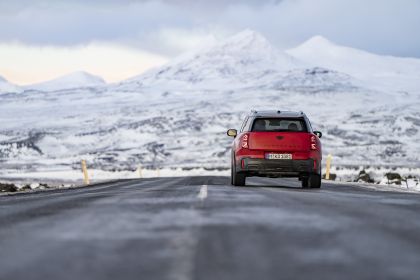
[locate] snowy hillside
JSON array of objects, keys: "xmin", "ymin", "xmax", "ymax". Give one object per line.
[
  {"xmin": 0, "ymin": 30, "xmax": 419, "ymax": 174},
  {"xmin": 0, "ymin": 76, "xmax": 22, "ymax": 94},
  {"xmin": 25, "ymin": 71, "xmax": 106, "ymax": 92},
  {"xmin": 287, "ymin": 36, "xmax": 420, "ymax": 91}
]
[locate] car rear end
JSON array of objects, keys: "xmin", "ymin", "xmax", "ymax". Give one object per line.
[{"xmin": 234, "ymin": 116, "xmax": 322, "ymax": 180}]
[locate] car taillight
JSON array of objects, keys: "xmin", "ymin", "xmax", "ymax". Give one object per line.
[
  {"xmin": 241, "ymin": 133, "xmax": 249, "ymax": 149},
  {"xmin": 310, "ymin": 135, "xmax": 317, "ymax": 150}
]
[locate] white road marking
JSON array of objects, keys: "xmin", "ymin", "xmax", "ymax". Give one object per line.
[{"xmin": 197, "ymin": 185, "xmax": 208, "ymax": 200}]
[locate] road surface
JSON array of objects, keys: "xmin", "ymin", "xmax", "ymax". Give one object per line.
[{"xmin": 1, "ymin": 176, "xmax": 420, "ymax": 280}]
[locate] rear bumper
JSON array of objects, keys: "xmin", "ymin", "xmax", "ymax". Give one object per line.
[{"xmin": 237, "ymin": 158, "xmax": 316, "ymax": 177}]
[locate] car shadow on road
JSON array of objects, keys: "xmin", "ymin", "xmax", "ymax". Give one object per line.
[
  {"xmin": 246, "ymin": 177, "xmax": 306, "ymax": 190},
  {"xmin": 246, "ymin": 184, "xmax": 307, "ymax": 191}
]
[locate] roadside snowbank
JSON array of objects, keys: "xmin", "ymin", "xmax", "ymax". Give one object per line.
[
  {"xmin": 326, "ymin": 166, "xmax": 420, "ymax": 192},
  {"xmin": 0, "ymin": 167, "xmax": 229, "ymax": 192},
  {"xmin": 1, "ymin": 166, "xmax": 419, "ymax": 193}
]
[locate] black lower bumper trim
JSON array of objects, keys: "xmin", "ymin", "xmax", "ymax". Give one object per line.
[{"xmin": 238, "ymin": 158, "xmax": 314, "ymax": 175}]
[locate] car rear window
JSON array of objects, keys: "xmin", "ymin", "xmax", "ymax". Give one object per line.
[{"xmin": 251, "ymin": 118, "xmax": 307, "ymax": 132}]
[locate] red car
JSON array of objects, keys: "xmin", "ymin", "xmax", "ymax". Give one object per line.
[{"xmin": 227, "ymin": 110, "xmax": 323, "ymax": 188}]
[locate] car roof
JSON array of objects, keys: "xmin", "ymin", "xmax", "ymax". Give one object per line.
[{"xmin": 249, "ymin": 110, "xmax": 306, "ymax": 118}]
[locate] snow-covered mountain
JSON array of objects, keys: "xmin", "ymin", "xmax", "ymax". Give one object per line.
[
  {"xmin": 0, "ymin": 30, "xmax": 419, "ymax": 173},
  {"xmin": 287, "ymin": 35, "xmax": 420, "ymax": 91},
  {"xmin": 25, "ymin": 71, "xmax": 106, "ymax": 92},
  {"xmin": 0, "ymin": 76, "xmax": 22, "ymax": 94},
  {"xmin": 122, "ymin": 30, "xmax": 304, "ymax": 89}
]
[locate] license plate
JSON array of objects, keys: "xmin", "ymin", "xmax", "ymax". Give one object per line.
[{"xmin": 266, "ymin": 153, "xmax": 292, "ymax": 160}]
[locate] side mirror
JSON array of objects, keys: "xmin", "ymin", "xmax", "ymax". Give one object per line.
[
  {"xmin": 227, "ymin": 129, "xmax": 237, "ymax": 137},
  {"xmin": 314, "ymin": 131, "xmax": 322, "ymax": 138}
]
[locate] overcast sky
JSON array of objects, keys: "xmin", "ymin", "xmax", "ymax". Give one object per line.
[{"xmin": 1, "ymin": 0, "xmax": 419, "ymax": 84}]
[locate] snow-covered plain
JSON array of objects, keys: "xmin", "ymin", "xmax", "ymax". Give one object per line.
[{"xmin": 0, "ymin": 30, "xmax": 419, "ymax": 183}]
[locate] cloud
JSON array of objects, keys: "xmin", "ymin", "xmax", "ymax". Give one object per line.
[
  {"xmin": 0, "ymin": 42, "xmax": 168, "ymax": 84},
  {"xmin": 0, "ymin": 0, "xmax": 419, "ymax": 58}
]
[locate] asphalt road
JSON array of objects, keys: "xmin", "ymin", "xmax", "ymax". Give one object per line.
[{"xmin": 1, "ymin": 176, "xmax": 420, "ymax": 280}]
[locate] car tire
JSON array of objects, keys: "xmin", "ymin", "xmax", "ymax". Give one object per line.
[
  {"xmin": 233, "ymin": 172, "xmax": 246, "ymax": 186},
  {"xmin": 230, "ymin": 162, "xmax": 234, "ymax": 185},
  {"xmin": 230, "ymin": 156, "xmax": 235, "ymax": 185},
  {"xmin": 309, "ymin": 173, "xmax": 321, "ymax": 188},
  {"xmin": 231, "ymin": 158, "xmax": 246, "ymax": 186},
  {"xmin": 301, "ymin": 177, "xmax": 309, "ymax": 188}
]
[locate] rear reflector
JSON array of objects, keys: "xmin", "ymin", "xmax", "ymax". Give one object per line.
[
  {"xmin": 241, "ymin": 159, "xmax": 245, "ymax": 169},
  {"xmin": 311, "ymin": 135, "xmax": 317, "ymax": 150},
  {"xmin": 241, "ymin": 134, "xmax": 249, "ymax": 149}
]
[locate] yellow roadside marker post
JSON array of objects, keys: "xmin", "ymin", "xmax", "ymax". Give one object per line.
[
  {"xmin": 325, "ymin": 154, "xmax": 332, "ymax": 180},
  {"xmin": 138, "ymin": 165, "xmax": 143, "ymax": 178},
  {"xmin": 81, "ymin": 160, "xmax": 90, "ymax": 185}
]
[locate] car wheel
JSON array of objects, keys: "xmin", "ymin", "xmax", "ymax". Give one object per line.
[
  {"xmin": 233, "ymin": 172, "xmax": 246, "ymax": 186},
  {"xmin": 309, "ymin": 173, "xmax": 321, "ymax": 188},
  {"xmin": 231, "ymin": 158, "xmax": 246, "ymax": 186},
  {"xmin": 301, "ymin": 177, "xmax": 309, "ymax": 188},
  {"xmin": 230, "ymin": 162, "xmax": 234, "ymax": 185}
]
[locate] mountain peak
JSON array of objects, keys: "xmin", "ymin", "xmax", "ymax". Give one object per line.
[
  {"xmin": 298, "ymin": 35, "xmax": 337, "ymax": 49},
  {"xmin": 227, "ymin": 29, "xmax": 269, "ymax": 43},
  {"xmin": 26, "ymin": 71, "xmax": 106, "ymax": 92},
  {"xmin": 218, "ymin": 29, "xmax": 274, "ymax": 52},
  {"xmin": 123, "ymin": 29, "xmax": 303, "ymax": 87},
  {"xmin": 0, "ymin": 76, "xmax": 22, "ymax": 94},
  {"xmin": 287, "ymin": 35, "xmax": 420, "ymax": 83},
  {"xmin": 54, "ymin": 71, "xmax": 106, "ymax": 85},
  {"xmin": 64, "ymin": 71, "xmax": 105, "ymax": 81}
]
